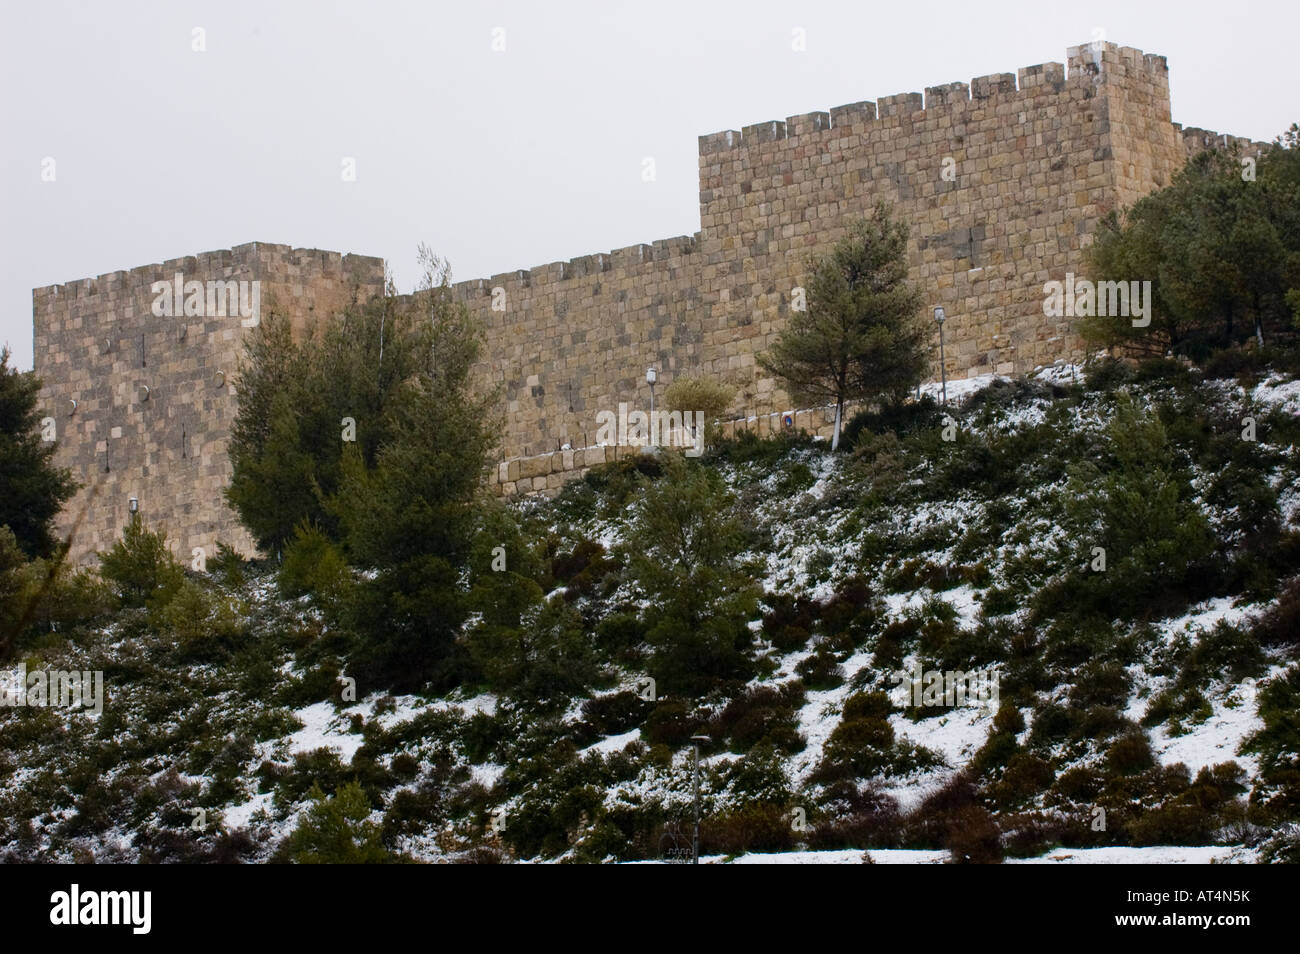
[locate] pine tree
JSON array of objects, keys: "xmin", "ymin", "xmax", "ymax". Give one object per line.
[
  {"xmin": 625, "ymin": 453, "xmax": 759, "ymax": 697},
  {"xmin": 281, "ymin": 782, "xmax": 393, "ymax": 864},
  {"xmin": 0, "ymin": 348, "xmax": 76, "ymax": 557},
  {"xmin": 1084, "ymin": 127, "xmax": 1300, "ymax": 357},
  {"xmin": 97, "ymin": 517, "xmax": 185, "ymax": 608},
  {"xmin": 759, "ymin": 203, "xmax": 926, "ymax": 450},
  {"xmin": 1063, "ymin": 394, "xmax": 1215, "ymax": 614}
]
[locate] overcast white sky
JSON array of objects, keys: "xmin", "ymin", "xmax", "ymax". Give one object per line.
[{"xmin": 2, "ymin": 0, "xmax": 1295, "ymax": 370}]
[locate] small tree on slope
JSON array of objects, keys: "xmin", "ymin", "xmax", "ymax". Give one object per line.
[{"xmin": 759, "ymin": 203, "xmax": 927, "ymax": 450}]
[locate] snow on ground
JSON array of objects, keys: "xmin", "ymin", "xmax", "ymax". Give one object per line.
[
  {"xmin": 920, "ymin": 372, "xmax": 1004, "ymax": 405},
  {"xmin": 897, "ymin": 706, "xmax": 995, "ymax": 771},
  {"xmin": 790, "ymin": 680, "xmax": 856, "ymax": 781},
  {"xmin": 883, "ymin": 585, "xmax": 983, "ymax": 630},
  {"xmin": 1153, "ymin": 596, "xmax": 1259, "ymax": 645},
  {"xmin": 941, "ymin": 585, "xmax": 983, "ymax": 629},
  {"xmin": 1143, "ymin": 665, "xmax": 1286, "ymax": 778},
  {"xmin": 582, "ymin": 729, "xmax": 642, "ymax": 757},
  {"xmin": 347, "ymin": 690, "xmax": 499, "ymax": 734},
  {"xmin": 287, "ymin": 701, "xmax": 365, "ymax": 761},
  {"xmin": 1252, "ymin": 375, "xmax": 1300, "ymax": 414},
  {"xmin": 285, "ymin": 691, "xmax": 500, "ymax": 764},
  {"xmin": 470, "ymin": 762, "xmax": 506, "ymax": 789},
  {"xmin": 1009, "ymin": 845, "xmax": 1256, "ymax": 864},
  {"xmin": 673, "ymin": 844, "xmax": 1254, "ymax": 863},
  {"xmin": 1033, "ymin": 362, "xmax": 1087, "ymax": 388},
  {"xmin": 1111, "ymin": 595, "xmax": 1276, "ymax": 779},
  {"xmin": 706, "ymin": 848, "xmax": 946, "ymax": 864},
  {"xmin": 222, "ymin": 791, "xmax": 274, "ymax": 829},
  {"xmin": 878, "ymin": 703, "xmax": 997, "ymax": 815}
]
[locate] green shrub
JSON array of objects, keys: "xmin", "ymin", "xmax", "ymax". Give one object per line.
[
  {"xmin": 1252, "ymin": 578, "xmax": 1300, "ymax": 648},
  {"xmin": 97, "ymin": 518, "xmax": 184, "ymax": 608},
  {"xmin": 581, "ymin": 691, "xmax": 650, "ymax": 738},
  {"xmin": 154, "ymin": 579, "xmax": 248, "ymax": 657},
  {"xmin": 842, "ymin": 691, "xmax": 893, "ymax": 722},
  {"xmin": 279, "ymin": 781, "xmax": 394, "ymax": 863},
  {"xmin": 1106, "ymin": 730, "xmax": 1157, "ymax": 776},
  {"xmin": 1242, "ymin": 665, "xmax": 1300, "ymax": 820},
  {"xmin": 776, "ymin": 461, "xmax": 816, "ymax": 495},
  {"xmin": 1050, "ymin": 765, "xmax": 1104, "ymax": 804},
  {"xmin": 1202, "ymin": 345, "xmax": 1266, "ymax": 381},
  {"xmin": 795, "ymin": 650, "xmax": 844, "ymax": 690},
  {"xmin": 1126, "ymin": 803, "xmax": 1217, "ymax": 846},
  {"xmin": 761, "ymin": 592, "xmax": 819, "ymax": 646},
  {"xmin": 643, "ymin": 700, "xmax": 704, "ymax": 748},
  {"xmin": 709, "ymin": 684, "xmax": 805, "ymax": 754},
  {"xmin": 551, "ymin": 537, "xmax": 610, "ymax": 588},
  {"xmin": 626, "ymin": 454, "xmax": 760, "ymax": 697},
  {"xmin": 723, "ymin": 743, "xmax": 794, "ymax": 802},
  {"xmin": 0, "ymin": 347, "xmax": 77, "ymax": 559},
  {"xmin": 278, "ymin": 520, "xmax": 349, "ymax": 601},
  {"xmin": 593, "ymin": 610, "xmax": 645, "ymax": 660},
  {"xmin": 462, "ymin": 711, "xmax": 501, "ymax": 764},
  {"xmin": 582, "ymin": 454, "xmax": 664, "ymax": 511},
  {"xmin": 806, "ymin": 782, "xmax": 903, "ymax": 849},
  {"xmin": 971, "ymin": 729, "xmax": 1020, "ymax": 778},
  {"xmin": 1, "ymin": 544, "xmax": 112, "ymax": 647},
  {"xmin": 1052, "ymin": 394, "xmax": 1217, "ymax": 621},
  {"xmin": 946, "ymin": 805, "xmax": 1004, "ymax": 864},
  {"xmin": 662, "ymin": 375, "xmax": 736, "ymax": 448},
  {"xmin": 1069, "ymin": 662, "xmax": 1132, "ymax": 710},
  {"xmin": 206, "ymin": 542, "xmax": 249, "ymax": 588},
  {"xmin": 468, "ymin": 596, "xmax": 602, "ymax": 706},
  {"xmin": 1259, "ymin": 824, "xmax": 1300, "ymax": 863},
  {"xmin": 709, "ymin": 430, "xmax": 814, "ymax": 469},
  {"xmin": 989, "ymin": 753, "xmax": 1055, "ymax": 809},
  {"xmin": 381, "ymin": 783, "xmax": 444, "ymax": 842},
  {"xmin": 1083, "ymin": 357, "xmax": 1135, "ymax": 393},
  {"xmin": 700, "ymin": 803, "xmax": 796, "ymax": 856},
  {"xmin": 813, "ymin": 691, "xmax": 941, "ymax": 783},
  {"xmin": 1134, "ymin": 356, "xmax": 1196, "ymax": 386},
  {"xmin": 844, "ymin": 395, "xmax": 942, "ymax": 446},
  {"xmin": 902, "ymin": 772, "xmax": 1003, "ymax": 863}
]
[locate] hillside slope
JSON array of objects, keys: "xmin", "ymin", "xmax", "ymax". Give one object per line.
[{"xmin": 3, "ymin": 357, "xmax": 1300, "ymax": 864}]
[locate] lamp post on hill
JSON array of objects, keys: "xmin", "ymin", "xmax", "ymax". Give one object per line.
[
  {"xmin": 647, "ymin": 366, "xmax": 657, "ymax": 417},
  {"xmin": 934, "ymin": 306, "xmax": 948, "ymax": 406},
  {"xmin": 691, "ymin": 734, "xmax": 710, "ymax": 864}
]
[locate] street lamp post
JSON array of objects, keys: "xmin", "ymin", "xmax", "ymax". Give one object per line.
[
  {"xmin": 691, "ymin": 734, "xmax": 710, "ymax": 864},
  {"xmin": 934, "ymin": 306, "xmax": 948, "ymax": 406},
  {"xmin": 647, "ymin": 366, "xmax": 657, "ymax": 417}
]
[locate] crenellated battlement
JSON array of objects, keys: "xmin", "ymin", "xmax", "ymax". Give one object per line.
[
  {"xmin": 447, "ymin": 233, "xmax": 699, "ymax": 303},
  {"xmin": 696, "ymin": 41, "xmax": 1179, "ymax": 164},
  {"xmin": 1176, "ymin": 124, "xmax": 1271, "ymax": 158},
  {"xmin": 33, "ymin": 243, "xmax": 381, "ymax": 302}
]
